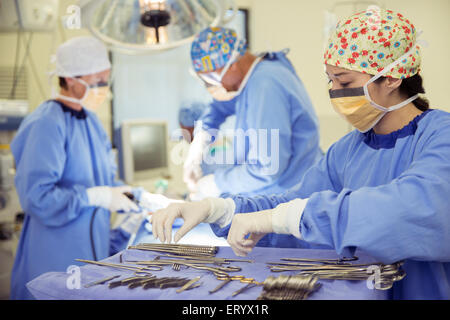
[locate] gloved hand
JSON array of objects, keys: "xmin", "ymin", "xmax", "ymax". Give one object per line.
[
  {"xmin": 150, "ymin": 197, "xmax": 235, "ymax": 244},
  {"xmin": 183, "ymin": 130, "xmax": 211, "ymax": 191},
  {"xmin": 189, "ymin": 174, "xmax": 221, "ymax": 201},
  {"xmin": 227, "ymin": 198, "xmax": 308, "ymax": 256},
  {"xmin": 86, "ymin": 185, "xmax": 139, "ymax": 213},
  {"xmin": 133, "ymin": 188, "xmax": 183, "ymax": 213}
]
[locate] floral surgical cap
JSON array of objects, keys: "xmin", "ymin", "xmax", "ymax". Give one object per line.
[{"xmin": 324, "ymin": 6, "xmax": 421, "ymax": 79}]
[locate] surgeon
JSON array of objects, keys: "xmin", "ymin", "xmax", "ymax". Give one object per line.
[
  {"xmin": 184, "ymin": 27, "xmax": 323, "ymax": 198},
  {"xmin": 151, "ymin": 7, "xmax": 450, "ymax": 299},
  {"xmin": 10, "ymin": 36, "xmax": 145, "ymax": 299}
]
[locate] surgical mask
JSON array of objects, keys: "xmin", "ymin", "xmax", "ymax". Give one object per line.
[
  {"xmin": 58, "ymin": 78, "xmax": 111, "ymax": 111},
  {"xmin": 329, "ymin": 50, "xmax": 420, "ymax": 133},
  {"xmin": 199, "ymin": 55, "xmax": 263, "ymax": 102}
]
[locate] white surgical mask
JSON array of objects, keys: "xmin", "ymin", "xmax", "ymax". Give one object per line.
[{"xmin": 206, "ymin": 56, "xmax": 263, "ymax": 101}]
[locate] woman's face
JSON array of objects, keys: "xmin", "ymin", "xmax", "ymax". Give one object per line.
[
  {"xmin": 325, "ymin": 64, "xmax": 395, "ymax": 107},
  {"xmin": 325, "ymin": 64, "xmax": 371, "ymax": 90}
]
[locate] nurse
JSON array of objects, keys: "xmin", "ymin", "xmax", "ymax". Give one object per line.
[
  {"xmin": 184, "ymin": 27, "xmax": 323, "ymax": 198},
  {"xmin": 152, "ymin": 7, "xmax": 450, "ymax": 299},
  {"xmin": 10, "ymin": 37, "xmax": 141, "ymax": 299}
]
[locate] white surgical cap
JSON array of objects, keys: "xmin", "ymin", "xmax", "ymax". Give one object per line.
[{"xmin": 56, "ymin": 36, "xmax": 111, "ymax": 77}]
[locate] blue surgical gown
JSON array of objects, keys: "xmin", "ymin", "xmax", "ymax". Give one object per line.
[
  {"xmin": 10, "ymin": 100, "xmax": 127, "ymax": 300},
  {"xmin": 212, "ymin": 109, "xmax": 450, "ymax": 299},
  {"xmin": 199, "ymin": 51, "xmax": 323, "ymax": 196}
]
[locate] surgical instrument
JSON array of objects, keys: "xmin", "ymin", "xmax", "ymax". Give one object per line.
[
  {"xmin": 232, "ymin": 283, "xmax": 259, "ymax": 297},
  {"xmin": 176, "ymin": 276, "xmax": 202, "ymax": 293},
  {"xmin": 280, "ymin": 257, "xmax": 358, "ymax": 265},
  {"xmin": 128, "ymin": 259, "xmax": 242, "ymax": 276},
  {"xmin": 128, "ymin": 243, "xmax": 218, "ymax": 257},
  {"xmin": 257, "ymin": 274, "xmax": 320, "ymax": 300},
  {"xmin": 162, "ymin": 254, "xmax": 253, "ymax": 264},
  {"xmin": 209, "ymin": 274, "xmax": 262, "ymax": 295},
  {"xmin": 266, "ymin": 260, "xmax": 406, "ymax": 290},
  {"xmin": 83, "ymin": 275, "xmax": 121, "ymax": 288},
  {"xmin": 75, "ymin": 259, "xmax": 163, "ymax": 277}
]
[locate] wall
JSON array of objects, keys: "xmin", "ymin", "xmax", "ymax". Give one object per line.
[{"xmin": 0, "ymin": 0, "xmax": 112, "ymax": 137}]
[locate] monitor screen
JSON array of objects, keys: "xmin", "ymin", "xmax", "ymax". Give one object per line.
[
  {"xmin": 130, "ymin": 124, "xmax": 168, "ymax": 172},
  {"xmin": 119, "ymin": 120, "xmax": 169, "ymax": 183}
]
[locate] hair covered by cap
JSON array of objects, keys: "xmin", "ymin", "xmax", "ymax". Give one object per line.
[
  {"xmin": 56, "ymin": 36, "xmax": 111, "ymax": 77},
  {"xmin": 324, "ymin": 6, "xmax": 421, "ymax": 79},
  {"xmin": 191, "ymin": 26, "xmax": 247, "ymax": 73}
]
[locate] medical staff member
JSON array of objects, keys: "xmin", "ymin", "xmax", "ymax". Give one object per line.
[
  {"xmin": 184, "ymin": 27, "xmax": 322, "ymax": 198},
  {"xmin": 10, "ymin": 37, "xmax": 140, "ymax": 300},
  {"xmin": 151, "ymin": 7, "xmax": 450, "ymax": 299}
]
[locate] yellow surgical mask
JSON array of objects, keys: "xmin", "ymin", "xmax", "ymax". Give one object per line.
[
  {"xmin": 81, "ymin": 83, "xmax": 110, "ymax": 111},
  {"xmin": 329, "ymin": 87, "xmax": 386, "ymax": 133},
  {"xmin": 58, "ymin": 79, "xmax": 111, "ymax": 111}
]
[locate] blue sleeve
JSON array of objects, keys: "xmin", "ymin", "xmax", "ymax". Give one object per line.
[
  {"xmin": 300, "ymin": 130, "xmax": 450, "ymax": 264},
  {"xmin": 199, "ymin": 99, "xmax": 236, "ymax": 131},
  {"xmin": 211, "ymin": 142, "xmax": 342, "ymax": 237},
  {"xmin": 213, "ymin": 78, "xmax": 295, "ymax": 194},
  {"xmin": 109, "ymin": 228, "xmax": 130, "ymax": 255},
  {"xmin": 12, "ymin": 117, "xmax": 90, "ymax": 227}
]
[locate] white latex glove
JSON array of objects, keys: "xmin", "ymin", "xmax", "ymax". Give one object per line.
[
  {"xmin": 86, "ymin": 186, "xmax": 139, "ymax": 213},
  {"xmin": 183, "ymin": 130, "xmax": 211, "ymax": 191},
  {"xmin": 139, "ymin": 191, "xmax": 183, "ymax": 213},
  {"xmin": 189, "ymin": 174, "xmax": 221, "ymax": 201},
  {"xmin": 227, "ymin": 198, "xmax": 308, "ymax": 256},
  {"xmin": 151, "ymin": 197, "xmax": 235, "ymax": 244}
]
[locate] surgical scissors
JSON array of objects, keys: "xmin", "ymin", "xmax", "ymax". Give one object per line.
[{"xmin": 209, "ymin": 273, "xmax": 262, "ymax": 295}]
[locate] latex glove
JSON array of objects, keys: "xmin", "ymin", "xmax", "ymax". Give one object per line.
[
  {"xmin": 133, "ymin": 188, "xmax": 183, "ymax": 213},
  {"xmin": 189, "ymin": 174, "xmax": 221, "ymax": 201},
  {"xmin": 195, "ymin": 174, "xmax": 221, "ymax": 196},
  {"xmin": 86, "ymin": 186, "xmax": 139, "ymax": 213},
  {"xmin": 151, "ymin": 197, "xmax": 235, "ymax": 244},
  {"xmin": 227, "ymin": 198, "xmax": 308, "ymax": 256},
  {"xmin": 183, "ymin": 130, "xmax": 211, "ymax": 191}
]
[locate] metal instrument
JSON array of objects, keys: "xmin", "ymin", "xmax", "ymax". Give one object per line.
[
  {"xmin": 209, "ymin": 274, "xmax": 262, "ymax": 295},
  {"xmin": 257, "ymin": 274, "xmax": 321, "ymax": 300},
  {"xmin": 128, "ymin": 243, "xmax": 219, "ymax": 257},
  {"xmin": 162, "ymin": 254, "xmax": 253, "ymax": 264},
  {"xmin": 266, "ymin": 259, "xmax": 406, "ymax": 290},
  {"xmin": 176, "ymin": 276, "xmax": 202, "ymax": 293},
  {"xmin": 83, "ymin": 275, "xmax": 121, "ymax": 288},
  {"xmin": 231, "ymin": 283, "xmax": 259, "ymax": 297},
  {"xmin": 75, "ymin": 259, "xmax": 163, "ymax": 277}
]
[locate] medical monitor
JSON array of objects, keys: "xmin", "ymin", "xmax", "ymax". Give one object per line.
[{"xmin": 120, "ymin": 119, "xmax": 169, "ymax": 184}]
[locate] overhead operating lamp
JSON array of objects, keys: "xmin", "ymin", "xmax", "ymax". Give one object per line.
[{"xmin": 80, "ymin": 0, "xmax": 237, "ymax": 54}]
